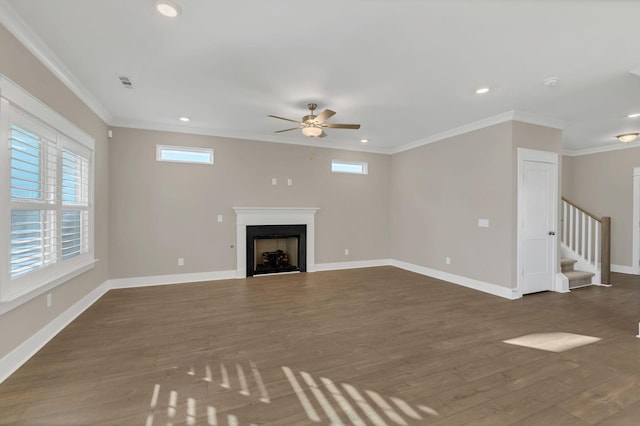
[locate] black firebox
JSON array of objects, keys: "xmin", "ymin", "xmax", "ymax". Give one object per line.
[{"xmin": 246, "ymin": 225, "xmax": 307, "ymax": 277}]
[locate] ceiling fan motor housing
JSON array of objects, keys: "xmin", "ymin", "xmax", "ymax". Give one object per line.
[{"xmin": 302, "ymin": 114, "xmax": 317, "ymax": 125}]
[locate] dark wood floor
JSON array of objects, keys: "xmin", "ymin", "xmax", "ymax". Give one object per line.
[{"xmin": 1, "ymin": 267, "xmax": 640, "ymax": 425}]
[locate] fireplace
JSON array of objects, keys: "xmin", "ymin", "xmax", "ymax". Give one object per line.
[
  {"xmin": 246, "ymin": 225, "xmax": 306, "ymax": 276},
  {"xmin": 233, "ymin": 207, "xmax": 319, "ymax": 278}
]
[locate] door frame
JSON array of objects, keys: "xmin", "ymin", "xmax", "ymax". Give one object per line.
[
  {"xmin": 517, "ymin": 148, "xmax": 559, "ymax": 295},
  {"xmin": 632, "ymin": 167, "xmax": 640, "ymax": 275}
]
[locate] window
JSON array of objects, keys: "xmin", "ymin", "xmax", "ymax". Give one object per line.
[
  {"xmin": 156, "ymin": 145, "xmax": 213, "ymax": 164},
  {"xmin": 331, "ymin": 160, "xmax": 368, "ymax": 175},
  {"xmin": 0, "ymin": 75, "xmax": 95, "ymax": 305}
]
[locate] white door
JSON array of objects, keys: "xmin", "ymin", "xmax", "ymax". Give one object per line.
[{"xmin": 518, "ymin": 149, "xmax": 558, "ymax": 295}]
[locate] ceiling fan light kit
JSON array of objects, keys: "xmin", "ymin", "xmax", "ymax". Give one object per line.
[
  {"xmin": 269, "ymin": 103, "xmax": 361, "ymax": 138},
  {"xmin": 302, "ymin": 126, "xmax": 323, "ymax": 137}
]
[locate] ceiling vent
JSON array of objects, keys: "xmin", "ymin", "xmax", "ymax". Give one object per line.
[{"xmin": 118, "ymin": 75, "xmax": 134, "ymax": 89}]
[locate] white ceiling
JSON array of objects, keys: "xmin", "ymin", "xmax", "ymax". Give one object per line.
[{"xmin": 2, "ymin": 0, "xmax": 640, "ymax": 154}]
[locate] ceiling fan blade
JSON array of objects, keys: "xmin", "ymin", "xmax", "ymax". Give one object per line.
[
  {"xmin": 319, "ymin": 130, "xmax": 327, "ymax": 138},
  {"xmin": 322, "ymin": 123, "xmax": 361, "ymax": 129},
  {"xmin": 274, "ymin": 127, "xmax": 300, "ymax": 133},
  {"xmin": 314, "ymin": 109, "xmax": 336, "ymax": 124},
  {"xmin": 268, "ymin": 114, "xmax": 301, "ymax": 124}
]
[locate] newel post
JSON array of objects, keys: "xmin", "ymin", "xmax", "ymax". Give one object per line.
[{"xmin": 601, "ymin": 217, "xmax": 611, "ymax": 284}]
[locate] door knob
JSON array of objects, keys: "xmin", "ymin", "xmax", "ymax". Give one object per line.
[{"xmin": 548, "ymin": 231, "xmax": 556, "ymax": 236}]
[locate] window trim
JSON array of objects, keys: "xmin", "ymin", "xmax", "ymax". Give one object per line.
[
  {"xmin": 156, "ymin": 145, "xmax": 214, "ymax": 165},
  {"xmin": 331, "ymin": 160, "xmax": 369, "ymax": 175},
  {"xmin": 0, "ymin": 74, "xmax": 96, "ymax": 309}
]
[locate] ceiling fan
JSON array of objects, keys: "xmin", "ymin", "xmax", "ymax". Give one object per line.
[{"xmin": 268, "ymin": 103, "xmax": 361, "ymax": 138}]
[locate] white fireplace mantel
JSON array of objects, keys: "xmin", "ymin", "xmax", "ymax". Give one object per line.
[{"xmin": 233, "ymin": 207, "xmax": 319, "ymax": 278}]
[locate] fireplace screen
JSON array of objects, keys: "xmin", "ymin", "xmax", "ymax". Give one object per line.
[{"xmin": 246, "ymin": 225, "xmax": 306, "ymax": 276}]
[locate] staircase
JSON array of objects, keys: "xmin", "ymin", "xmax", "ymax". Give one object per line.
[
  {"xmin": 561, "ymin": 197, "xmax": 611, "ymax": 288},
  {"xmin": 561, "ymin": 258, "xmax": 595, "ymax": 289}
]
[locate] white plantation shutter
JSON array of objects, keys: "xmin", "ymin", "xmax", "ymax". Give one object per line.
[
  {"xmin": 60, "ymin": 145, "xmax": 90, "ymax": 260},
  {"xmin": 9, "ymin": 115, "xmax": 58, "ymax": 279},
  {"xmin": 1, "ymin": 75, "xmax": 95, "ymax": 305}
]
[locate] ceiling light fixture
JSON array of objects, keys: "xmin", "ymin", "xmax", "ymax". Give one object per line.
[
  {"xmin": 616, "ymin": 133, "xmax": 639, "ymax": 143},
  {"xmin": 628, "ymin": 113, "xmax": 640, "ymax": 118},
  {"xmin": 302, "ymin": 126, "xmax": 322, "ymax": 137},
  {"xmin": 360, "ymin": 139, "xmax": 368, "ymax": 143},
  {"xmin": 179, "ymin": 117, "xmax": 190, "ymax": 122},
  {"xmin": 154, "ymin": 1, "xmax": 181, "ymax": 18},
  {"xmin": 476, "ymin": 87, "xmax": 490, "ymax": 94}
]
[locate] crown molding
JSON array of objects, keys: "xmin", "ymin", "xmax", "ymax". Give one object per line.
[
  {"xmin": 110, "ymin": 118, "xmax": 393, "ymax": 154},
  {"xmin": 391, "ymin": 110, "xmax": 567, "ymax": 154},
  {"xmin": 562, "ymin": 140, "xmax": 640, "ymax": 157},
  {"xmin": 0, "ymin": 2, "xmax": 113, "ymax": 125}
]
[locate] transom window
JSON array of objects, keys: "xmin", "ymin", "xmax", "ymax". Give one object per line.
[
  {"xmin": 156, "ymin": 145, "xmax": 213, "ymax": 164},
  {"xmin": 331, "ymin": 160, "xmax": 368, "ymax": 175}
]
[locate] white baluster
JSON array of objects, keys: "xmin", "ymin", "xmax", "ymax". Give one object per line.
[
  {"xmin": 569, "ymin": 206, "xmax": 574, "ymax": 251},
  {"xmin": 587, "ymin": 216, "xmax": 593, "ymax": 265},
  {"xmin": 563, "ymin": 201, "xmax": 568, "ymax": 245},
  {"xmin": 595, "ymin": 221, "xmax": 601, "ymax": 268},
  {"xmin": 581, "ymin": 212, "xmax": 586, "ymax": 258}
]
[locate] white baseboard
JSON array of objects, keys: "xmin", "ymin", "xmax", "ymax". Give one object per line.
[
  {"xmin": 0, "ymin": 280, "xmax": 110, "ymax": 384},
  {"xmin": 611, "ymin": 264, "xmax": 636, "ymax": 275},
  {"xmin": 390, "ymin": 259, "xmax": 519, "ymax": 300},
  {"xmin": 108, "ymin": 270, "xmax": 237, "ymax": 289},
  {"xmin": 313, "ymin": 259, "xmax": 392, "ymax": 272}
]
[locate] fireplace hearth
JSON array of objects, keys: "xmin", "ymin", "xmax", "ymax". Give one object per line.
[{"xmin": 246, "ymin": 225, "xmax": 307, "ymax": 276}]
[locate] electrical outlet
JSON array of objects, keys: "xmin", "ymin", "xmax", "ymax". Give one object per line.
[
  {"xmin": 178, "ymin": 258, "xmax": 184, "ymax": 266},
  {"xmin": 288, "ymin": 179, "xmax": 292, "ymax": 186},
  {"xmin": 272, "ymin": 177, "xmax": 277, "ymax": 185},
  {"xmin": 345, "ymin": 249, "xmax": 349, "ymax": 256},
  {"xmin": 445, "ymin": 257, "xmax": 451, "ymax": 265},
  {"xmin": 217, "ymin": 215, "xmax": 223, "ymax": 222},
  {"xmin": 46, "ymin": 293, "xmax": 52, "ymax": 308}
]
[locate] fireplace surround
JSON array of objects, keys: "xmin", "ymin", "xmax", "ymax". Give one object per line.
[{"xmin": 233, "ymin": 208, "xmax": 319, "ymax": 278}]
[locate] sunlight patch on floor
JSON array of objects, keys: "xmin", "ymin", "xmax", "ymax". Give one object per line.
[
  {"xmin": 147, "ymin": 360, "xmax": 439, "ymax": 425},
  {"xmin": 503, "ymin": 332, "xmax": 601, "ymax": 352}
]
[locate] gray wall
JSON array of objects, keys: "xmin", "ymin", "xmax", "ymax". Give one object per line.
[
  {"xmin": 0, "ymin": 24, "xmax": 109, "ymax": 359},
  {"xmin": 390, "ymin": 122, "xmax": 515, "ymax": 288},
  {"xmin": 109, "ymin": 128, "xmax": 391, "ymax": 278},
  {"xmin": 390, "ymin": 120, "xmax": 562, "ymax": 290},
  {"xmin": 562, "ymin": 147, "xmax": 640, "ymax": 267}
]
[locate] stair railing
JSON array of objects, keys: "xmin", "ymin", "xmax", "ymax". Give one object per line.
[{"xmin": 561, "ymin": 197, "xmax": 610, "ymax": 284}]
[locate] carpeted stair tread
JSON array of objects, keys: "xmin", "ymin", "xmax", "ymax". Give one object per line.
[
  {"xmin": 563, "ymin": 270, "xmax": 594, "ymax": 280},
  {"xmin": 561, "ymin": 258, "xmax": 578, "ymax": 273}
]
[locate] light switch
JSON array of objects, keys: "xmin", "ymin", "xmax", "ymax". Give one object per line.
[
  {"xmin": 288, "ymin": 179, "xmax": 292, "ymax": 186},
  {"xmin": 272, "ymin": 178, "xmax": 277, "ymax": 185},
  {"xmin": 217, "ymin": 215, "xmax": 223, "ymax": 222},
  {"xmin": 478, "ymin": 219, "xmax": 490, "ymax": 228}
]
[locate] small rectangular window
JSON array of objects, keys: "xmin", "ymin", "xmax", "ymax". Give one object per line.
[
  {"xmin": 156, "ymin": 145, "xmax": 213, "ymax": 164},
  {"xmin": 331, "ymin": 160, "xmax": 368, "ymax": 175}
]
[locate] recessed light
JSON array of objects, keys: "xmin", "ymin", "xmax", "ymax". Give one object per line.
[
  {"xmin": 476, "ymin": 87, "xmax": 490, "ymax": 94},
  {"xmin": 155, "ymin": 1, "xmax": 181, "ymax": 18},
  {"xmin": 179, "ymin": 117, "xmax": 190, "ymax": 122},
  {"xmin": 628, "ymin": 113, "xmax": 640, "ymax": 118},
  {"xmin": 360, "ymin": 139, "xmax": 368, "ymax": 143}
]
